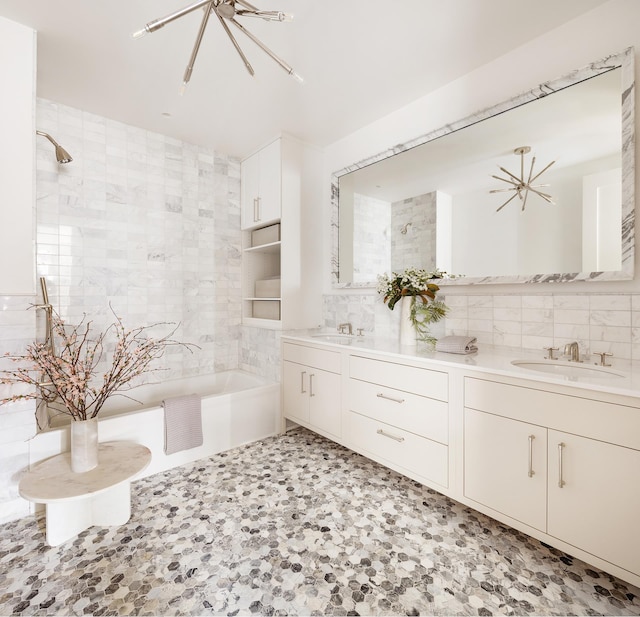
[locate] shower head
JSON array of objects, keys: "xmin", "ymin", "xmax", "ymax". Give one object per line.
[{"xmin": 36, "ymin": 130, "xmax": 73, "ymax": 164}]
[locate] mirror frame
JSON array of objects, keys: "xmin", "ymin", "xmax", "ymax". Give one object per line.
[{"xmin": 331, "ymin": 47, "xmax": 635, "ymax": 288}]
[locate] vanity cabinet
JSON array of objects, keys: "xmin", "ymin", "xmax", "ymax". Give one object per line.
[
  {"xmin": 280, "ymin": 334, "xmax": 640, "ymax": 586},
  {"xmin": 464, "ymin": 408, "xmax": 547, "ymax": 531},
  {"xmin": 464, "ymin": 376, "xmax": 640, "ymax": 580},
  {"xmin": 344, "ymin": 355, "xmax": 449, "ymax": 488},
  {"xmin": 282, "ymin": 342, "xmax": 341, "ymax": 438},
  {"xmin": 547, "ymin": 430, "xmax": 640, "ymax": 576},
  {"xmin": 241, "ymin": 138, "xmax": 281, "ymax": 230}
]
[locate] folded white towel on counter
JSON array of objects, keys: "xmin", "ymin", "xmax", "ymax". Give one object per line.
[
  {"xmin": 163, "ymin": 393, "xmax": 203, "ymax": 455},
  {"xmin": 436, "ymin": 335, "xmax": 478, "ymax": 355}
]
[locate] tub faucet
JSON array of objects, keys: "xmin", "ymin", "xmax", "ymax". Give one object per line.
[
  {"xmin": 337, "ymin": 322, "xmax": 353, "ymax": 335},
  {"xmin": 564, "ymin": 341, "xmax": 581, "ymax": 363}
]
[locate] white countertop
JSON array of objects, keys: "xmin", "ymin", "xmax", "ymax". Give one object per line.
[{"xmin": 281, "ymin": 330, "xmax": 640, "ymax": 400}]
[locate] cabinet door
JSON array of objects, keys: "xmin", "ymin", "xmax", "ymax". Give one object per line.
[
  {"xmin": 256, "ymin": 139, "xmax": 281, "ymax": 225},
  {"xmin": 282, "ymin": 361, "xmax": 309, "ymax": 424},
  {"xmin": 240, "ymin": 152, "xmax": 261, "ymax": 230},
  {"xmin": 548, "ymin": 430, "xmax": 640, "ymax": 575},
  {"xmin": 464, "ymin": 408, "xmax": 547, "ymax": 531},
  {"xmin": 308, "ymin": 368, "xmax": 341, "ymax": 439}
]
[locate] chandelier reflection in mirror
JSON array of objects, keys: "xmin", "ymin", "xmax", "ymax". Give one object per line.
[
  {"xmin": 132, "ymin": 0, "xmax": 302, "ymax": 94},
  {"xmin": 490, "ymin": 146, "xmax": 556, "ymax": 212}
]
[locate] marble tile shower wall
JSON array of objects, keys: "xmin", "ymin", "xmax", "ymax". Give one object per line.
[
  {"xmin": 324, "ymin": 292, "xmax": 640, "ymax": 361},
  {"xmin": 35, "ymin": 99, "xmax": 242, "ymax": 379},
  {"xmin": 391, "ymin": 192, "xmax": 437, "ymax": 272},
  {"xmin": 240, "ymin": 326, "xmax": 282, "ymax": 382},
  {"xmin": 352, "ymin": 193, "xmax": 390, "ymax": 283}
]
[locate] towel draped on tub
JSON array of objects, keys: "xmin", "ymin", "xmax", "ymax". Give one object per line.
[{"xmin": 163, "ymin": 393, "xmax": 203, "ymax": 455}]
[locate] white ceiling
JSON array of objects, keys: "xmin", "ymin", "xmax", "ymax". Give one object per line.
[{"xmin": 0, "ymin": 0, "xmax": 608, "ymax": 158}]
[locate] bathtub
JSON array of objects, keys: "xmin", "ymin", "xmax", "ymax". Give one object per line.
[{"xmin": 28, "ymin": 370, "xmax": 281, "ymax": 479}]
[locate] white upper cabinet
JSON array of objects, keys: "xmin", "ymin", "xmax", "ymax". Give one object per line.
[
  {"xmin": 240, "ymin": 138, "xmax": 282, "ymax": 230},
  {"xmin": 241, "ymin": 135, "xmax": 323, "ymax": 329}
]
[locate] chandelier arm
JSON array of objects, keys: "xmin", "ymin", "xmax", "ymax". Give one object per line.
[
  {"xmin": 498, "ymin": 166, "xmax": 524, "ymax": 185},
  {"xmin": 490, "ymin": 187, "xmax": 519, "ymax": 194},
  {"xmin": 496, "ymin": 191, "xmax": 521, "ymax": 213},
  {"xmin": 182, "ymin": 2, "xmax": 216, "ymax": 89},
  {"xmin": 135, "ymin": 0, "xmax": 214, "ymax": 35},
  {"xmin": 531, "ymin": 188, "xmax": 553, "ymax": 198},
  {"xmin": 529, "ymin": 160, "xmax": 556, "ymax": 184},
  {"xmin": 236, "ymin": 10, "xmax": 288, "ymax": 21},
  {"xmin": 214, "ymin": 10, "xmax": 255, "ymax": 75},
  {"xmin": 491, "ymin": 175, "xmax": 521, "ymax": 188},
  {"xmin": 521, "ymin": 189, "xmax": 530, "ymax": 212},
  {"xmin": 228, "ymin": 17, "xmax": 295, "ymax": 75},
  {"xmin": 527, "ymin": 156, "xmax": 536, "ymax": 185},
  {"xmin": 530, "ymin": 189, "xmax": 555, "ymax": 204}
]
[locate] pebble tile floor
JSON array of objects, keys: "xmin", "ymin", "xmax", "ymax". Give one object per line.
[{"xmin": 1, "ymin": 427, "xmax": 639, "ymax": 616}]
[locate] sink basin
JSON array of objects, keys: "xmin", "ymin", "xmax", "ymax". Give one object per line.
[
  {"xmin": 511, "ymin": 359, "xmax": 626, "ymax": 380},
  {"xmin": 310, "ymin": 333, "xmax": 354, "ymax": 345}
]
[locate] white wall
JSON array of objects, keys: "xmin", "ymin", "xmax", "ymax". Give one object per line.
[
  {"xmin": 0, "ymin": 16, "xmax": 35, "ymax": 294},
  {"xmin": 322, "ymin": 0, "xmax": 640, "ymax": 297},
  {"xmin": 0, "ymin": 16, "xmax": 37, "ymax": 523}
]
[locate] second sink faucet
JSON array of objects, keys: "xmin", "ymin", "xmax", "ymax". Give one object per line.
[
  {"xmin": 564, "ymin": 341, "xmax": 582, "ymax": 363},
  {"xmin": 337, "ymin": 322, "xmax": 353, "ymax": 335}
]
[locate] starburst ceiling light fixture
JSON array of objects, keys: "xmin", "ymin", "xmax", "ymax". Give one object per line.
[
  {"xmin": 490, "ymin": 146, "xmax": 556, "ymax": 213},
  {"xmin": 132, "ymin": 0, "xmax": 302, "ymax": 95}
]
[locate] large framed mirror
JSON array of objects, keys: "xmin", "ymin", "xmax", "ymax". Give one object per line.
[{"xmin": 331, "ymin": 47, "xmax": 635, "ymax": 287}]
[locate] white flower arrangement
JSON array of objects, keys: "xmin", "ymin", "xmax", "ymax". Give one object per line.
[{"xmin": 377, "ymin": 267, "xmax": 449, "ymax": 344}]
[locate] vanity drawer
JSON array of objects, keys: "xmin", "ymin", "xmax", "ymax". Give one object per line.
[
  {"xmin": 282, "ymin": 342, "xmax": 341, "ymax": 373},
  {"xmin": 344, "ymin": 410, "xmax": 448, "ymax": 488},
  {"xmin": 350, "ymin": 355, "xmax": 448, "ymax": 401},
  {"xmin": 348, "ymin": 378, "xmax": 448, "ymax": 444},
  {"xmin": 465, "ymin": 377, "xmax": 640, "ymax": 451}
]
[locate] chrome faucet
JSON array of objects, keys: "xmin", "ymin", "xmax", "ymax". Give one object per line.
[
  {"xmin": 337, "ymin": 322, "xmax": 353, "ymax": 335},
  {"xmin": 564, "ymin": 341, "xmax": 582, "ymax": 363}
]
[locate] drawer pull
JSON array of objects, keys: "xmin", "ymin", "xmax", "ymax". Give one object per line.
[
  {"xmin": 376, "ymin": 392, "xmax": 405, "ymax": 404},
  {"xmin": 376, "ymin": 428, "xmax": 405, "ymax": 443},
  {"xmin": 528, "ymin": 435, "xmax": 535, "ymax": 478},
  {"xmin": 558, "ymin": 442, "xmax": 566, "ymax": 488},
  {"xmin": 300, "ymin": 371, "xmax": 306, "ymax": 394}
]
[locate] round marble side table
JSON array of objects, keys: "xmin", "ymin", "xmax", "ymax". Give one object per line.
[{"xmin": 19, "ymin": 441, "xmax": 151, "ymax": 546}]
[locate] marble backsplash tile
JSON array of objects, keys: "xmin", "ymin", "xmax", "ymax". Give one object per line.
[{"xmin": 323, "ymin": 292, "xmax": 640, "ymax": 361}]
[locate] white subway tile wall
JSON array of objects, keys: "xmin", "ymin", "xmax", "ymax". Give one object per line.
[
  {"xmin": 323, "ymin": 292, "xmax": 640, "ymax": 361},
  {"xmin": 34, "ymin": 99, "xmax": 242, "ymax": 380}
]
